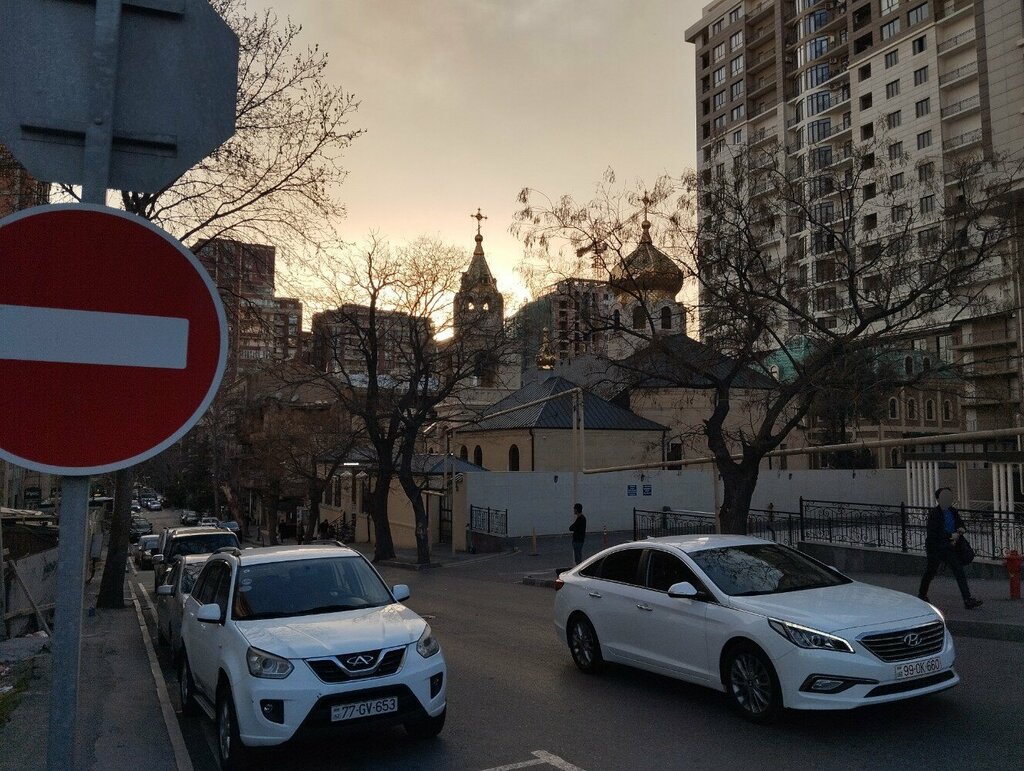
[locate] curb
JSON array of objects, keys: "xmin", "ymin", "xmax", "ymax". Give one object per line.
[{"xmin": 376, "ymin": 560, "xmax": 443, "ymax": 571}]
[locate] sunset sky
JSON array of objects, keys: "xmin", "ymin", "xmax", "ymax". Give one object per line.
[{"xmin": 251, "ymin": 0, "xmax": 704, "ymax": 306}]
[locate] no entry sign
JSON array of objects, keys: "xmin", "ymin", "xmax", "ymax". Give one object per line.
[{"xmin": 0, "ymin": 204, "xmax": 227, "ymax": 475}]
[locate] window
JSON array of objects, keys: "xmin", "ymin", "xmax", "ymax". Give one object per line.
[
  {"xmin": 916, "ymin": 130, "xmax": 932, "ymax": 149},
  {"xmin": 730, "ymin": 31, "xmax": 743, "ymax": 51},
  {"xmin": 943, "ymin": 400, "xmax": 952, "ymax": 422},
  {"xmin": 915, "ymin": 97, "xmax": 930, "ymax": 118},
  {"xmin": 925, "ymin": 399, "xmax": 935, "ymax": 420},
  {"xmin": 459, "ymin": 445, "xmax": 468, "ymax": 461},
  {"xmin": 713, "ymin": 66, "xmax": 726, "ymax": 86},
  {"xmin": 918, "ymin": 162, "xmax": 934, "ymax": 182},
  {"xmin": 730, "ymin": 80, "xmax": 744, "ymax": 99},
  {"xmin": 881, "ymin": 19, "xmax": 901, "ymax": 40},
  {"xmin": 864, "ymin": 212, "xmax": 878, "ymax": 230},
  {"xmin": 473, "ymin": 445, "xmax": 483, "ymax": 467},
  {"xmin": 904, "ymin": 356, "xmax": 914, "ymax": 375},
  {"xmin": 889, "ymin": 141, "xmax": 904, "ymax": 160},
  {"xmin": 881, "ymin": 0, "xmax": 900, "ymax": 15},
  {"xmin": 887, "ymin": 110, "xmax": 902, "ymax": 129},
  {"xmin": 597, "ymin": 548, "xmax": 644, "ymax": 585},
  {"xmin": 645, "ymin": 550, "xmax": 702, "ymax": 593},
  {"xmin": 732, "ymin": 129, "xmax": 744, "ymax": 144},
  {"xmin": 861, "ymin": 123, "xmax": 874, "ymax": 140},
  {"xmin": 713, "ymin": 114, "xmax": 727, "ymax": 130},
  {"xmin": 508, "ymin": 444, "xmax": 520, "ymax": 471},
  {"xmin": 890, "ymin": 172, "xmax": 905, "ymax": 190},
  {"xmin": 860, "ymin": 93, "xmax": 873, "ymax": 109},
  {"xmin": 807, "ymin": 91, "xmax": 831, "ymax": 115},
  {"xmin": 885, "ymin": 50, "xmax": 899, "ymax": 68},
  {"xmin": 912, "ymin": 35, "xmax": 926, "ymax": 53},
  {"xmin": 920, "ymin": 194, "xmax": 935, "ymax": 214},
  {"xmin": 892, "ymin": 204, "xmax": 908, "ymax": 221},
  {"xmin": 730, "ymin": 104, "xmax": 745, "ymax": 121},
  {"xmin": 730, "ymin": 55, "xmax": 744, "ymax": 76},
  {"xmin": 712, "ymin": 18, "xmax": 724, "ymax": 35},
  {"xmin": 907, "ymin": 398, "xmax": 917, "ymax": 420},
  {"xmin": 885, "ymin": 80, "xmax": 900, "ymax": 99},
  {"xmin": 714, "ymin": 91, "xmax": 726, "ymax": 109},
  {"xmin": 689, "ymin": 544, "xmax": 849, "ymax": 596},
  {"xmin": 918, "ymin": 226, "xmax": 939, "ymax": 247},
  {"xmin": 632, "ymin": 306, "xmax": 646, "ymax": 329},
  {"xmin": 908, "ymin": 4, "xmax": 929, "ymax": 26},
  {"xmin": 913, "ymin": 66, "xmax": 928, "ymax": 85},
  {"xmin": 808, "ymin": 118, "xmax": 832, "ymax": 143},
  {"xmin": 888, "ymin": 397, "xmax": 899, "ymax": 419},
  {"xmin": 859, "ymin": 63, "xmax": 872, "ymax": 81},
  {"xmin": 660, "ymin": 306, "xmax": 672, "ymax": 330},
  {"xmin": 891, "ymin": 448, "xmax": 901, "ymax": 467},
  {"xmin": 713, "ymin": 42, "xmax": 726, "ymax": 62},
  {"xmin": 728, "ymin": 6, "xmax": 741, "ymax": 24}
]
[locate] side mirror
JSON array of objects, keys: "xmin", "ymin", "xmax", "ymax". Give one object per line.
[
  {"xmin": 196, "ymin": 603, "xmax": 223, "ymax": 624},
  {"xmin": 156, "ymin": 585, "xmax": 174, "ymax": 596},
  {"xmin": 392, "ymin": 584, "xmax": 411, "ymax": 602},
  {"xmin": 667, "ymin": 581, "xmax": 699, "ymax": 599},
  {"xmin": 152, "ymin": 554, "xmax": 165, "ymax": 565}
]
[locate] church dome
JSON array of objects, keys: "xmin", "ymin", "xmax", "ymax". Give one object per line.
[{"xmin": 609, "ymin": 218, "xmax": 684, "ymax": 297}]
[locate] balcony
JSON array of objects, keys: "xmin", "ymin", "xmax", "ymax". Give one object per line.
[
  {"xmin": 747, "ymin": 26, "xmax": 775, "ymax": 49},
  {"xmin": 939, "ymin": 61, "xmax": 978, "ymax": 87},
  {"xmin": 748, "ymin": 0, "xmax": 774, "ymax": 22},
  {"xmin": 943, "ymin": 128, "xmax": 983, "ymax": 152},
  {"xmin": 937, "ymin": 28, "xmax": 976, "ymax": 56},
  {"xmin": 953, "ymin": 328, "xmax": 1017, "ymax": 349},
  {"xmin": 747, "ymin": 48, "xmax": 777, "ymax": 73},
  {"xmin": 936, "ymin": 0, "xmax": 975, "ymax": 23},
  {"xmin": 750, "ymin": 126, "xmax": 779, "ymax": 146},
  {"xmin": 749, "ymin": 75, "xmax": 777, "ymax": 99},
  {"xmin": 941, "ymin": 93, "xmax": 980, "ymax": 119}
]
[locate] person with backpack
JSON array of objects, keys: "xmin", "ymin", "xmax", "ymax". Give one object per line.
[{"xmin": 918, "ymin": 487, "xmax": 983, "ymax": 610}]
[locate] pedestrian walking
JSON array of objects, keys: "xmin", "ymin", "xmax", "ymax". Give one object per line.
[
  {"xmin": 569, "ymin": 503, "xmax": 587, "ymax": 565},
  {"xmin": 918, "ymin": 487, "xmax": 983, "ymax": 610}
]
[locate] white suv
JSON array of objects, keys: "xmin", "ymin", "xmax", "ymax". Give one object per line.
[{"xmin": 178, "ymin": 545, "xmax": 447, "ymax": 768}]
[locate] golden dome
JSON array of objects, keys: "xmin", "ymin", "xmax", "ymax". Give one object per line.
[{"xmin": 609, "ymin": 219, "xmax": 684, "ymax": 297}]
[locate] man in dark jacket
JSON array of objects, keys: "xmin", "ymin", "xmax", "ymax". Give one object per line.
[
  {"xmin": 918, "ymin": 487, "xmax": 982, "ymax": 609},
  {"xmin": 569, "ymin": 503, "xmax": 587, "ymax": 565}
]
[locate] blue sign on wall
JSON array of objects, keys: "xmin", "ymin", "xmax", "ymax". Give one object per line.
[
  {"xmin": 642, "ymin": 484, "xmax": 652, "ymax": 496},
  {"xmin": 627, "ymin": 485, "xmax": 638, "ymax": 497}
]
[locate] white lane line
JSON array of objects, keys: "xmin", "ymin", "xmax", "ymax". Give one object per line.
[
  {"xmin": 532, "ymin": 751, "xmax": 588, "ymax": 771},
  {"xmin": 0, "ymin": 303, "xmax": 189, "ymax": 368},
  {"xmin": 478, "ymin": 760, "xmax": 546, "ymax": 771},
  {"xmin": 127, "ymin": 579, "xmax": 195, "ymax": 771}
]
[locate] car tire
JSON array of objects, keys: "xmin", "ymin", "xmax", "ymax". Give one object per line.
[
  {"xmin": 217, "ymin": 685, "xmax": 250, "ymax": 770},
  {"xmin": 567, "ymin": 615, "xmax": 603, "ymax": 674},
  {"xmin": 724, "ymin": 643, "xmax": 783, "ymax": 723},
  {"xmin": 405, "ymin": 707, "xmax": 446, "ymax": 740},
  {"xmin": 156, "ymin": 622, "xmax": 167, "ymax": 646},
  {"xmin": 178, "ymin": 655, "xmax": 196, "ymax": 716}
]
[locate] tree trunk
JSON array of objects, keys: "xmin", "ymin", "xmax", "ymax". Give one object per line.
[
  {"xmin": 367, "ymin": 477, "xmax": 396, "ymax": 562},
  {"xmin": 397, "ymin": 467, "xmax": 430, "ymax": 564},
  {"xmin": 717, "ymin": 463, "xmax": 759, "ymax": 535},
  {"xmin": 96, "ymin": 467, "xmax": 135, "ymax": 608},
  {"xmin": 308, "ymin": 479, "xmax": 323, "ymax": 536},
  {"xmin": 262, "ymin": 491, "xmax": 280, "ymax": 545}
]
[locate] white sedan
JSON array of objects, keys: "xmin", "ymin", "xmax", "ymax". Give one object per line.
[
  {"xmin": 156, "ymin": 554, "xmax": 208, "ymax": 658},
  {"xmin": 554, "ymin": 535, "xmax": 957, "ymax": 721}
]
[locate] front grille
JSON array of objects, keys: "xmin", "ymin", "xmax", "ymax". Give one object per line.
[
  {"xmin": 306, "ymin": 647, "xmax": 406, "ymax": 683},
  {"xmin": 860, "ymin": 621, "xmax": 945, "ymax": 662}
]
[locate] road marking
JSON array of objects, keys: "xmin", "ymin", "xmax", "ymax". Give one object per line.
[
  {"xmin": 480, "ymin": 752, "xmax": 587, "ymax": 771},
  {"xmin": 0, "ymin": 303, "xmax": 189, "ymax": 368},
  {"xmin": 127, "ymin": 579, "xmax": 195, "ymax": 771}
]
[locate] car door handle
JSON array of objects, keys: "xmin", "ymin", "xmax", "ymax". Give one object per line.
[
  {"xmin": 588, "ymin": 591, "xmax": 603, "ymax": 599},
  {"xmin": 636, "ymin": 604, "xmax": 654, "ymax": 612}
]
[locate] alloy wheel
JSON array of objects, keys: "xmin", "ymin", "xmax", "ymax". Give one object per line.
[
  {"xmin": 218, "ymin": 697, "xmax": 232, "ymax": 762},
  {"xmin": 570, "ymin": 620, "xmax": 596, "ymax": 669},
  {"xmin": 730, "ymin": 652, "xmax": 773, "ymax": 715}
]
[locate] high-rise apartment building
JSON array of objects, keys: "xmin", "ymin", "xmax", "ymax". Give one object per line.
[
  {"xmin": 1, "ymin": 144, "xmax": 47, "ymax": 217},
  {"xmin": 685, "ymin": 0, "xmax": 1024, "ymax": 438}
]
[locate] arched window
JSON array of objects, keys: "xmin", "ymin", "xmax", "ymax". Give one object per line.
[
  {"xmin": 907, "ymin": 398, "xmax": 917, "ymax": 420},
  {"xmin": 508, "ymin": 444, "xmax": 520, "ymax": 471},
  {"xmin": 473, "ymin": 445, "xmax": 483, "ymax": 468},
  {"xmin": 904, "ymin": 356, "xmax": 914, "ymax": 376},
  {"xmin": 660, "ymin": 306, "xmax": 672, "ymax": 330},
  {"xmin": 943, "ymin": 400, "xmax": 952, "ymax": 422},
  {"xmin": 890, "ymin": 448, "xmax": 900, "ymax": 467},
  {"xmin": 612, "ymin": 309, "xmax": 621, "ymax": 329},
  {"xmin": 459, "ymin": 445, "xmax": 468, "ymax": 461},
  {"xmin": 925, "ymin": 399, "xmax": 935, "ymax": 420},
  {"xmin": 632, "ymin": 306, "xmax": 646, "ymax": 329},
  {"xmin": 888, "ymin": 397, "xmax": 899, "ymax": 419},
  {"xmin": 770, "ymin": 365, "xmax": 781, "ymax": 380},
  {"xmin": 922, "ymin": 356, "xmax": 931, "ymax": 371}
]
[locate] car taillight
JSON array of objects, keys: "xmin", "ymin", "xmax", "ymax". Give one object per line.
[{"xmin": 553, "ymin": 579, "xmax": 564, "ymax": 591}]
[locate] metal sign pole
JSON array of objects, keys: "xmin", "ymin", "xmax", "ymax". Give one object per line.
[{"xmin": 47, "ymin": 2, "xmax": 122, "ymax": 768}]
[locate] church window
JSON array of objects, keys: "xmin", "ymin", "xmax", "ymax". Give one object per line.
[
  {"xmin": 632, "ymin": 306, "xmax": 646, "ymax": 329},
  {"xmin": 459, "ymin": 445, "xmax": 468, "ymax": 461},
  {"xmin": 473, "ymin": 446, "xmax": 484, "ymax": 467},
  {"xmin": 660, "ymin": 306, "xmax": 672, "ymax": 330},
  {"xmin": 508, "ymin": 444, "xmax": 520, "ymax": 471},
  {"xmin": 613, "ymin": 310, "xmax": 621, "ymax": 329}
]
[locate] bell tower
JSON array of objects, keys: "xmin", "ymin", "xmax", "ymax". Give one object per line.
[{"xmin": 454, "ymin": 208, "xmax": 505, "ymax": 385}]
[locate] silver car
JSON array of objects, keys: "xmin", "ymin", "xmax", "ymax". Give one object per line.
[
  {"xmin": 155, "ymin": 555, "xmax": 207, "ymax": 658},
  {"xmin": 133, "ymin": 534, "xmax": 161, "ymax": 569}
]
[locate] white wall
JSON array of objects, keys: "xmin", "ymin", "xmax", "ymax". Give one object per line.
[{"xmin": 461, "ymin": 468, "xmax": 907, "ymax": 537}]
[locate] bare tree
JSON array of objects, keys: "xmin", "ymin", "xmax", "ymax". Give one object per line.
[{"xmin": 515, "ymin": 140, "xmax": 1022, "ymax": 534}]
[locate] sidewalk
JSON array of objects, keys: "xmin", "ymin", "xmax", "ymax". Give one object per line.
[{"xmin": 0, "ymin": 560, "xmax": 182, "ymax": 770}]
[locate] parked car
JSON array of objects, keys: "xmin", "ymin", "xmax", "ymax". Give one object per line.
[
  {"xmin": 198, "ymin": 516, "xmax": 220, "ymax": 527},
  {"xmin": 133, "ymin": 534, "xmax": 161, "ymax": 570},
  {"xmin": 131, "ymin": 503, "xmax": 143, "ymax": 515},
  {"xmin": 145, "ymin": 499, "xmax": 163, "ymax": 511},
  {"xmin": 156, "ymin": 554, "xmax": 208, "ymax": 659},
  {"xmin": 218, "ymin": 520, "xmax": 241, "ymax": 535},
  {"xmin": 554, "ymin": 535, "xmax": 957, "ymax": 722},
  {"xmin": 178, "ymin": 545, "xmax": 446, "ymax": 768},
  {"xmin": 180, "ymin": 510, "xmax": 200, "ymax": 526},
  {"xmin": 153, "ymin": 527, "xmax": 240, "ymax": 590},
  {"xmin": 129, "ymin": 517, "xmax": 153, "ymax": 543}
]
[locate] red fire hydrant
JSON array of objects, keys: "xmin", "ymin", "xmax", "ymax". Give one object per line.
[{"xmin": 1007, "ymin": 550, "xmax": 1021, "ymax": 600}]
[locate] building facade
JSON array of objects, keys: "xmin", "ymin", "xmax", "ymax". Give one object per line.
[{"xmin": 0, "ymin": 144, "xmax": 47, "ymax": 217}]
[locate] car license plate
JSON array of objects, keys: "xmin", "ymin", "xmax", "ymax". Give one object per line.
[
  {"xmin": 894, "ymin": 656, "xmax": 943, "ymax": 680},
  {"xmin": 330, "ymin": 697, "xmax": 399, "ymax": 722}
]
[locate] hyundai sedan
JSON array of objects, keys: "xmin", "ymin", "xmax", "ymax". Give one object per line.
[{"xmin": 553, "ymin": 535, "xmax": 957, "ymax": 722}]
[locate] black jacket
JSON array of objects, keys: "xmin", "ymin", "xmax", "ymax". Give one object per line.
[
  {"xmin": 925, "ymin": 506, "xmax": 965, "ymax": 552},
  {"xmin": 569, "ymin": 515, "xmax": 587, "ymax": 543}
]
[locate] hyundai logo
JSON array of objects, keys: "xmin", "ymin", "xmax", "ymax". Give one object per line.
[
  {"xmin": 345, "ymin": 654, "xmax": 377, "ymax": 669},
  {"xmin": 903, "ymin": 632, "xmax": 922, "ymax": 647}
]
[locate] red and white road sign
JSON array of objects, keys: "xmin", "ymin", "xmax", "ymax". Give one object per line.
[{"xmin": 0, "ymin": 204, "xmax": 227, "ymax": 475}]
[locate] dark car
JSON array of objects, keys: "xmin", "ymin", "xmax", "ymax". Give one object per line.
[
  {"xmin": 179, "ymin": 510, "xmax": 200, "ymax": 526},
  {"xmin": 129, "ymin": 517, "xmax": 153, "ymax": 543},
  {"xmin": 133, "ymin": 534, "xmax": 161, "ymax": 569},
  {"xmin": 152, "ymin": 527, "xmax": 239, "ymax": 590}
]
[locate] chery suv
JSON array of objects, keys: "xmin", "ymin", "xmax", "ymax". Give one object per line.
[{"xmin": 178, "ymin": 545, "xmax": 447, "ymax": 768}]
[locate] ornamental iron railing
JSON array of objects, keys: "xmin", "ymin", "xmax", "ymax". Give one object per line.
[{"xmin": 469, "ymin": 506, "xmax": 507, "ymax": 537}]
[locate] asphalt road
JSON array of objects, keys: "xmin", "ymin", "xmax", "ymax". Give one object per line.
[{"xmin": 135, "ymin": 510, "xmax": 1024, "ymax": 771}]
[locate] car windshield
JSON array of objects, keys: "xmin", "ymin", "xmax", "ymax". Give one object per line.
[
  {"xmin": 139, "ymin": 536, "xmax": 159, "ymax": 550},
  {"xmin": 181, "ymin": 564, "xmax": 204, "ymax": 594},
  {"xmin": 689, "ymin": 544, "xmax": 850, "ymax": 596},
  {"xmin": 232, "ymin": 556, "xmax": 394, "ymax": 621},
  {"xmin": 169, "ymin": 533, "xmax": 238, "ymax": 557}
]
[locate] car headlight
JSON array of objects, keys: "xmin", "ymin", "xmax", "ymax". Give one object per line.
[
  {"xmin": 769, "ymin": 619, "xmax": 854, "ymax": 653},
  {"xmin": 246, "ymin": 647, "xmax": 294, "ymax": 679},
  {"xmin": 416, "ymin": 624, "xmax": 440, "ymax": 658}
]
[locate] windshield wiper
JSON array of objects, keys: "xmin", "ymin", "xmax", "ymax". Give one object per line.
[{"xmin": 293, "ymin": 603, "xmax": 379, "ymax": 616}]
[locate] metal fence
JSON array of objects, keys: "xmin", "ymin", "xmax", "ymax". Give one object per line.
[
  {"xmin": 634, "ymin": 500, "xmax": 1023, "ymax": 560},
  {"xmin": 469, "ymin": 506, "xmax": 508, "ymax": 537}
]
